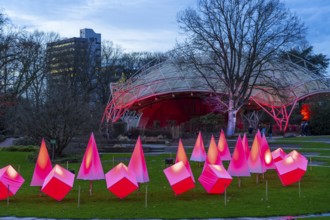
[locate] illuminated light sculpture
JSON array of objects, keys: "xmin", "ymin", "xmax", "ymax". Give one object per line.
[
  {"xmin": 227, "ymin": 136, "xmax": 250, "ymax": 177},
  {"xmin": 77, "ymin": 133, "xmax": 104, "ymax": 195},
  {"xmin": 205, "ymin": 135, "xmax": 223, "ymax": 168},
  {"xmin": 175, "ymin": 139, "xmax": 195, "ymax": 182},
  {"xmin": 105, "ymin": 163, "xmax": 138, "ymax": 199},
  {"xmin": 272, "ymin": 148, "xmax": 287, "ymax": 162},
  {"xmin": 77, "ymin": 133, "xmax": 104, "ymax": 180},
  {"xmin": 242, "ymin": 134, "xmax": 250, "ymax": 160},
  {"xmin": 217, "ymin": 129, "xmax": 231, "ymax": 161},
  {"xmin": 248, "ymin": 131, "xmax": 266, "ymax": 174},
  {"xmin": 260, "ymin": 135, "xmax": 275, "ymax": 170},
  {"xmin": 198, "ymin": 164, "xmax": 232, "ymax": 194},
  {"xmin": 31, "ymin": 138, "xmax": 53, "ymax": 186},
  {"xmin": 190, "ymin": 131, "xmax": 206, "ymax": 162},
  {"xmin": 163, "ymin": 161, "xmax": 195, "ymax": 196},
  {"xmin": 128, "ymin": 136, "xmax": 149, "ymax": 183},
  {"xmin": 0, "ymin": 165, "xmax": 25, "ymax": 200},
  {"xmin": 275, "ymin": 150, "xmax": 308, "ymax": 186},
  {"xmin": 41, "ymin": 164, "xmax": 75, "ymax": 201},
  {"xmin": 300, "ymin": 104, "xmax": 311, "ymax": 121}
]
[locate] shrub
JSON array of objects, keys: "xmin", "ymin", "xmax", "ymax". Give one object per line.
[
  {"xmin": 310, "ymin": 101, "xmax": 330, "ymax": 135},
  {"xmin": 0, "ymin": 145, "xmax": 38, "ymax": 152}
]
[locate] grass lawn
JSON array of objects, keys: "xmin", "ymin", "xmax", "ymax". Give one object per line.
[{"xmin": 0, "ymin": 137, "xmax": 330, "ymax": 219}]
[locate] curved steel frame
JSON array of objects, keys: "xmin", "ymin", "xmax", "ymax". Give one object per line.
[{"xmin": 102, "ymin": 59, "xmax": 330, "ymax": 132}]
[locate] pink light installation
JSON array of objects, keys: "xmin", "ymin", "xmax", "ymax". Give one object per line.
[
  {"xmin": 105, "ymin": 163, "xmax": 138, "ymax": 199},
  {"xmin": 217, "ymin": 129, "xmax": 231, "ymax": 161},
  {"xmin": 199, "ymin": 164, "xmax": 232, "ymax": 194},
  {"xmin": 190, "ymin": 131, "xmax": 206, "ymax": 162},
  {"xmin": 275, "ymin": 150, "xmax": 308, "ymax": 186},
  {"xmin": 175, "ymin": 139, "xmax": 195, "ymax": 182},
  {"xmin": 272, "ymin": 148, "xmax": 287, "ymax": 162},
  {"xmin": 31, "ymin": 138, "xmax": 53, "ymax": 186},
  {"xmin": 41, "ymin": 164, "xmax": 75, "ymax": 201},
  {"xmin": 0, "ymin": 165, "xmax": 25, "ymax": 200},
  {"xmin": 227, "ymin": 136, "xmax": 250, "ymax": 177},
  {"xmin": 77, "ymin": 132, "xmax": 104, "ymax": 180},
  {"xmin": 248, "ymin": 130, "xmax": 266, "ymax": 174},
  {"xmin": 128, "ymin": 136, "xmax": 149, "ymax": 183},
  {"xmin": 163, "ymin": 161, "xmax": 195, "ymax": 196}
]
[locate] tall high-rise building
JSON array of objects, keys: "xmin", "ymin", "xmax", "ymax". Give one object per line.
[{"xmin": 47, "ymin": 28, "xmax": 101, "ymax": 78}]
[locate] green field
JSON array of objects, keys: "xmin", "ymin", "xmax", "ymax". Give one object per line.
[{"xmin": 0, "ymin": 137, "xmax": 330, "ymax": 219}]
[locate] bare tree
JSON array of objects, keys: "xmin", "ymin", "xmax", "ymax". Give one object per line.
[
  {"xmin": 95, "ymin": 41, "xmax": 123, "ymax": 105},
  {"xmin": 175, "ymin": 0, "xmax": 305, "ymax": 136},
  {"xmin": 12, "ymin": 82, "xmax": 91, "ymax": 157}
]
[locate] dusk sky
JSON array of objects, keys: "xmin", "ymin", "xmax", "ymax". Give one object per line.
[{"xmin": 1, "ymin": 0, "xmax": 330, "ymax": 70}]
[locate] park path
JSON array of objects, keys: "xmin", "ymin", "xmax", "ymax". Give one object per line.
[{"xmin": 0, "ymin": 137, "xmax": 17, "ymax": 147}]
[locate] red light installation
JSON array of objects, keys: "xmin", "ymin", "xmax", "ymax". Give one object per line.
[
  {"xmin": 30, "ymin": 138, "xmax": 52, "ymax": 186},
  {"xmin": 300, "ymin": 104, "xmax": 311, "ymax": 121},
  {"xmin": 163, "ymin": 161, "xmax": 195, "ymax": 196}
]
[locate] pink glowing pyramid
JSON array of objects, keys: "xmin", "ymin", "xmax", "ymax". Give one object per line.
[
  {"xmin": 128, "ymin": 136, "xmax": 149, "ymax": 183},
  {"xmin": 190, "ymin": 131, "xmax": 206, "ymax": 162},
  {"xmin": 275, "ymin": 150, "xmax": 308, "ymax": 186},
  {"xmin": 199, "ymin": 164, "xmax": 232, "ymax": 194},
  {"xmin": 260, "ymin": 135, "xmax": 275, "ymax": 170},
  {"xmin": 31, "ymin": 138, "xmax": 53, "ymax": 186},
  {"xmin": 227, "ymin": 136, "xmax": 250, "ymax": 177},
  {"xmin": 217, "ymin": 129, "xmax": 231, "ymax": 161},
  {"xmin": 272, "ymin": 148, "xmax": 287, "ymax": 162},
  {"xmin": 242, "ymin": 134, "xmax": 250, "ymax": 160},
  {"xmin": 0, "ymin": 165, "xmax": 25, "ymax": 200},
  {"xmin": 175, "ymin": 139, "xmax": 195, "ymax": 182},
  {"xmin": 205, "ymin": 135, "xmax": 223, "ymax": 167},
  {"xmin": 248, "ymin": 130, "xmax": 266, "ymax": 173},
  {"xmin": 77, "ymin": 133, "xmax": 104, "ymax": 180},
  {"xmin": 41, "ymin": 164, "xmax": 75, "ymax": 201},
  {"xmin": 163, "ymin": 161, "xmax": 195, "ymax": 196}
]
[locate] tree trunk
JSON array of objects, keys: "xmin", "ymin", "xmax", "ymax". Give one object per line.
[{"xmin": 226, "ymin": 99, "xmax": 237, "ymax": 137}]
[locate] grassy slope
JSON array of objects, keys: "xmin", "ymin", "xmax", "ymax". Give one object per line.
[{"xmin": 0, "ymin": 140, "xmax": 330, "ymax": 218}]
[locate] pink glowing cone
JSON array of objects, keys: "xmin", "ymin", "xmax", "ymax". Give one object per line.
[
  {"xmin": 206, "ymin": 135, "xmax": 223, "ymax": 166},
  {"xmin": 248, "ymin": 131, "xmax": 266, "ymax": 173},
  {"xmin": 31, "ymin": 138, "xmax": 53, "ymax": 186},
  {"xmin": 242, "ymin": 134, "xmax": 250, "ymax": 160},
  {"xmin": 217, "ymin": 129, "xmax": 231, "ymax": 161},
  {"xmin": 0, "ymin": 165, "xmax": 25, "ymax": 200},
  {"xmin": 227, "ymin": 136, "xmax": 250, "ymax": 177},
  {"xmin": 190, "ymin": 131, "xmax": 206, "ymax": 162},
  {"xmin": 175, "ymin": 139, "xmax": 195, "ymax": 182},
  {"xmin": 275, "ymin": 150, "xmax": 308, "ymax": 186},
  {"xmin": 272, "ymin": 148, "xmax": 286, "ymax": 162},
  {"xmin": 77, "ymin": 133, "xmax": 104, "ymax": 180},
  {"xmin": 128, "ymin": 136, "xmax": 149, "ymax": 183},
  {"xmin": 260, "ymin": 135, "xmax": 275, "ymax": 170}
]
